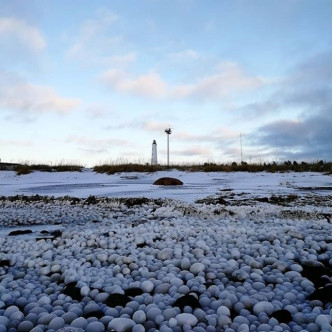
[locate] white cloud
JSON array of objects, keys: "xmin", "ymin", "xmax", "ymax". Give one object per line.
[
  {"xmin": 169, "ymin": 49, "xmax": 199, "ymax": 60},
  {"xmin": 66, "ymin": 8, "xmax": 121, "ymax": 64},
  {"xmin": 100, "ymin": 69, "xmax": 167, "ymax": 98},
  {"xmin": 0, "ymin": 73, "xmax": 81, "ymax": 114},
  {"xmin": 172, "ymin": 62, "xmax": 262, "ymax": 100},
  {"xmin": 67, "ymin": 136, "xmax": 130, "ymax": 153},
  {"xmin": 141, "ymin": 121, "xmax": 171, "ymax": 132},
  {"xmin": 0, "ymin": 17, "xmax": 46, "ymax": 51},
  {"xmin": 0, "ymin": 139, "xmax": 32, "ymax": 147}
]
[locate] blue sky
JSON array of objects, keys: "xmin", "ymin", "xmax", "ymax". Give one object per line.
[{"xmin": 1, "ymin": 0, "xmax": 331, "ymax": 166}]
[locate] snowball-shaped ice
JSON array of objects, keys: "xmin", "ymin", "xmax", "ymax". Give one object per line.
[
  {"xmin": 85, "ymin": 321, "xmax": 105, "ymax": 332},
  {"xmin": 141, "ymin": 280, "xmax": 154, "ymax": 293},
  {"xmin": 132, "ymin": 310, "xmax": 146, "ymax": 324},
  {"xmin": 48, "ymin": 316, "xmax": 65, "ymax": 330},
  {"xmin": 108, "ymin": 318, "xmax": 135, "ymax": 332},
  {"xmin": 253, "ymin": 301, "xmax": 274, "ymax": 315},
  {"xmin": 190, "ymin": 262, "xmax": 205, "ymax": 275},
  {"xmin": 175, "ymin": 313, "xmax": 198, "ymax": 327}
]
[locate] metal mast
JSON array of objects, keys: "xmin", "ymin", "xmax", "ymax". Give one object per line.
[{"xmin": 165, "ymin": 127, "xmax": 172, "ymax": 167}]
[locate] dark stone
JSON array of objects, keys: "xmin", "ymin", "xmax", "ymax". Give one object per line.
[
  {"xmin": 308, "ymin": 284, "xmax": 332, "ymax": 304},
  {"xmin": 50, "ymin": 230, "xmax": 62, "ymax": 238},
  {"xmin": 84, "ymin": 310, "xmax": 104, "ymax": 319},
  {"xmin": 63, "ymin": 282, "xmax": 83, "ymax": 302},
  {"xmin": 173, "ymin": 294, "xmax": 201, "ymax": 311},
  {"xmin": 124, "ymin": 287, "xmax": 144, "ymax": 297},
  {"xmin": 136, "ymin": 242, "xmax": 148, "ymax": 248},
  {"xmin": 153, "ymin": 177, "xmax": 183, "ymax": 186},
  {"xmin": 105, "ymin": 293, "xmax": 131, "ymax": 308},
  {"xmin": 271, "ymin": 309, "xmax": 292, "ymax": 324},
  {"xmin": 8, "ymin": 229, "xmax": 33, "ymax": 236},
  {"xmin": 0, "ymin": 259, "xmax": 10, "ymax": 268},
  {"xmin": 300, "ymin": 260, "xmax": 331, "ymax": 288}
]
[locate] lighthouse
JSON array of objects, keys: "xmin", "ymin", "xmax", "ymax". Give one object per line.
[{"xmin": 151, "ymin": 140, "xmax": 157, "ymax": 165}]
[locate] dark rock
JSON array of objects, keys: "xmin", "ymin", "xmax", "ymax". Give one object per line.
[
  {"xmin": 271, "ymin": 309, "xmax": 292, "ymax": 324},
  {"xmin": 153, "ymin": 177, "xmax": 183, "ymax": 186},
  {"xmin": 50, "ymin": 230, "xmax": 62, "ymax": 238},
  {"xmin": 173, "ymin": 294, "xmax": 201, "ymax": 311},
  {"xmin": 0, "ymin": 259, "xmax": 10, "ymax": 268},
  {"xmin": 63, "ymin": 282, "xmax": 83, "ymax": 302},
  {"xmin": 84, "ymin": 310, "xmax": 104, "ymax": 319},
  {"xmin": 308, "ymin": 284, "xmax": 332, "ymax": 304},
  {"xmin": 105, "ymin": 293, "xmax": 131, "ymax": 307},
  {"xmin": 124, "ymin": 287, "xmax": 144, "ymax": 297},
  {"xmin": 8, "ymin": 229, "xmax": 33, "ymax": 236},
  {"xmin": 301, "ymin": 260, "xmax": 331, "ymax": 288}
]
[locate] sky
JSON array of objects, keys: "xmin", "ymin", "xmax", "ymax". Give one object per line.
[{"xmin": 0, "ymin": 0, "xmax": 331, "ymax": 166}]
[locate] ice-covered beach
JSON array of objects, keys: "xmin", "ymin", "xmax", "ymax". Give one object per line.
[{"xmin": 0, "ymin": 170, "xmax": 331, "ymax": 332}]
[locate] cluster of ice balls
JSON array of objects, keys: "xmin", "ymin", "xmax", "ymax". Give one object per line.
[{"xmin": 0, "ymin": 196, "xmax": 331, "ymax": 331}]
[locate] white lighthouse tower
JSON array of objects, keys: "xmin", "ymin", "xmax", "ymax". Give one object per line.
[{"xmin": 151, "ymin": 140, "xmax": 157, "ymax": 165}]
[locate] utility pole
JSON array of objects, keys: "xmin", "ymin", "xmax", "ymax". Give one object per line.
[
  {"xmin": 240, "ymin": 133, "xmax": 243, "ymax": 164},
  {"xmin": 165, "ymin": 127, "xmax": 172, "ymax": 167}
]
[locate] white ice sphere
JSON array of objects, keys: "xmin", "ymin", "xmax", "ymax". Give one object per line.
[
  {"xmin": 17, "ymin": 320, "xmax": 34, "ymax": 332},
  {"xmin": 132, "ymin": 324, "xmax": 145, "ymax": 332},
  {"xmin": 181, "ymin": 258, "xmax": 191, "ymax": 270},
  {"xmin": 108, "ymin": 318, "xmax": 135, "ymax": 332},
  {"xmin": 141, "ymin": 280, "xmax": 154, "ymax": 293},
  {"xmin": 190, "ymin": 263, "xmax": 205, "ymax": 275},
  {"xmin": 217, "ymin": 315, "xmax": 231, "ymax": 326},
  {"xmin": 85, "ymin": 321, "xmax": 105, "ymax": 332},
  {"xmin": 170, "ymin": 277, "xmax": 184, "ymax": 287},
  {"xmin": 157, "ymin": 248, "xmax": 173, "ymax": 260},
  {"xmin": 238, "ymin": 324, "xmax": 250, "ymax": 332},
  {"xmin": 48, "ymin": 316, "xmax": 65, "ymax": 330},
  {"xmin": 81, "ymin": 285, "xmax": 90, "ymax": 296},
  {"xmin": 71, "ymin": 317, "xmax": 88, "ymax": 329},
  {"xmin": 217, "ymin": 306, "xmax": 230, "ymax": 316},
  {"xmin": 38, "ymin": 296, "xmax": 51, "ymax": 306},
  {"xmin": 169, "ymin": 317, "xmax": 177, "ymax": 328},
  {"xmin": 175, "ymin": 313, "xmax": 198, "ymax": 327},
  {"xmin": 154, "ymin": 283, "xmax": 171, "ymax": 294},
  {"xmin": 132, "ymin": 310, "xmax": 146, "ymax": 324},
  {"xmin": 84, "ymin": 302, "xmax": 100, "ymax": 316},
  {"xmin": 253, "ymin": 301, "xmax": 274, "ymax": 315},
  {"xmin": 315, "ymin": 314, "xmax": 332, "ymax": 327}
]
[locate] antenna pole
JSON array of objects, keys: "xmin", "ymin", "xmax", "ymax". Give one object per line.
[
  {"xmin": 165, "ymin": 127, "xmax": 172, "ymax": 167},
  {"xmin": 240, "ymin": 133, "xmax": 243, "ymax": 164}
]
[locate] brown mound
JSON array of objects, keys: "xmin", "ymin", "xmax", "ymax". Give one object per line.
[{"xmin": 153, "ymin": 177, "xmax": 183, "ymax": 186}]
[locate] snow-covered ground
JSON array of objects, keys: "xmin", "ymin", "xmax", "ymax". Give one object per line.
[
  {"xmin": 0, "ymin": 170, "xmax": 331, "ymax": 332},
  {"xmin": 0, "ymin": 169, "xmax": 331, "ymax": 202}
]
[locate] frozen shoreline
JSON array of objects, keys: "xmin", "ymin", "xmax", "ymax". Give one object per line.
[{"xmin": 0, "ymin": 171, "xmax": 331, "ymax": 331}]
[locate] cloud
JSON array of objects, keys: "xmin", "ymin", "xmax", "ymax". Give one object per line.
[
  {"xmin": 0, "ymin": 139, "xmax": 33, "ymax": 147},
  {"xmin": 173, "ymin": 146, "xmax": 213, "ymax": 158},
  {"xmin": 0, "ymin": 72, "xmax": 81, "ymax": 114},
  {"xmin": 171, "ymin": 62, "xmax": 262, "ymax": 100},
  {"xmin": 67, "ymin": 136, "xmax": 131, "ymax": 154},
  {"xmin": 168, "ymin": 49, "xmax": 199, "ymax": 61},
  {"xmin": 248, "ymin": 49, "xmax": 332, "ymax": 160},
  {"xmin": 0, "ymin": 17, "xmax": 46, "ymax": 51},
  {"xmin": 66, "ymin": 8, "xmax": 122, "ymax": 65},
  {"xmin": 100, "ymin": 69, "xmax": 167, "ymax": 98},
  {"xmin": 141, "ymin": 121, "xmax": 171, "ymax": 132},
  {"xmin": 100, "ymin": 61, "xmax": 263, "ymax": 101}
]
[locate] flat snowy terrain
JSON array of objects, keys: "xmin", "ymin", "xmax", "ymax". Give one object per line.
[{"xmin": 0, "ymin": 170, "xmax": 331, "ymax": 332}]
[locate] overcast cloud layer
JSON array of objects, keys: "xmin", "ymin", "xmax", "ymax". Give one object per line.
[{"xmin": 0, "ymin": 0, "xmax": 331, "ymax": 165}]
